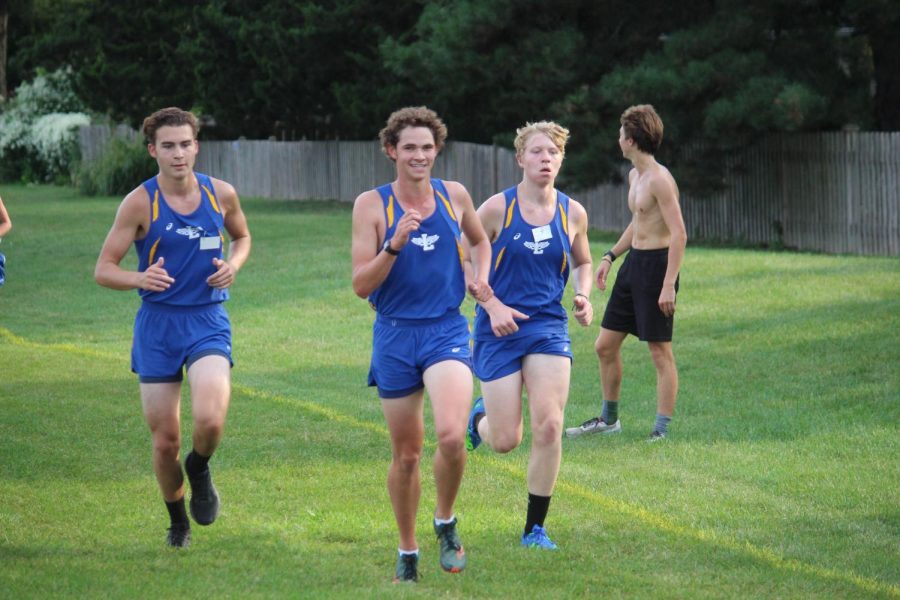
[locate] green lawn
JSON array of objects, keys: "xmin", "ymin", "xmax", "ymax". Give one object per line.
[{"xmin": 0, "ymin": 184, "xmax": 898, "ymax": 599}]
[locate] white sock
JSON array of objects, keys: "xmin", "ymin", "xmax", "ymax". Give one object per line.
[{"xmin": 434, "ymin": 514, "xmax": 456, "ymax": 526}]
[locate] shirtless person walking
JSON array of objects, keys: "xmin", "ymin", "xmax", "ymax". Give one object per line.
[{"xmin": 566, "ymin": 104, "xmax": 687, "ymax": 441}]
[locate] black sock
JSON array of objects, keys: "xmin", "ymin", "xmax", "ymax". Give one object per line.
[
  {"xmin": 165, "ymin": 497, "xmax": 190, "ymax": 528},
  {"xmin": 185, "ymin": 450, "xmax": 210, "ymax": 477},
  {"xmin": 524, "ymin": 493, "xmax": 552, "ymax": 536}
]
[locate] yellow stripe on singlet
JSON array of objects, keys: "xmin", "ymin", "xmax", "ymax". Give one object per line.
[
  {"xmin": 456, "ymin": 240, "xmax": 464, "ymax": 268},
  {"xmin": 148, "ymin": 237, "xmax": 161, "ymax": 265},
  {"xmin": 559, "ymin": 201, "xmax": 568, "ymax": 235},
  {"xmin": 386, "ymin": 195, "xmax": 395, "ymax": 228},
  {"xmin": 494, "ymin": 246, "xmax": 506, "ymax": 271},
  {"xmin": 151, "ymin": 190, "xmax": 159, "ymax": 222},
  {"xmin": 504, "ymin": 198, "xmax": 516, "ymax": 229},
  {"xmin": 560, "ymin": 250, "xmax": 567, "ymax": 274},
  {"xmin": 435, "ymin": 189, "xmax": 458, "ymax": 221},
  {"xmin": 202, "ymin": 184, "xmax": 221, "ymax": 214}
]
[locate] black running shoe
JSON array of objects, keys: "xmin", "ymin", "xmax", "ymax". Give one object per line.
[
  {"xmin": 166, "ymin": 523, "xmax": 191, "ymax": 548},
  {"xmin": 187, "ymin": 467, "xmax": 220, "ymax": 525},
  {"xmin": 393, "ymin": 553, "xmax": 419, "ymax": 583}
]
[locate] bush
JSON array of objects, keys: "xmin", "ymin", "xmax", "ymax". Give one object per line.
[
  {"xmin": 0, "ymin": 68, "xmax": 90, "ymax": 183},
  {"xmin": 76, "ymin": 137, "xmax": 157, "ymax": 196}
]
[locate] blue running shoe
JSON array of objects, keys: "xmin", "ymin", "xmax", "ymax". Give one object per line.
[
  {"xmin": 521, "ymin": 524, "xmax": 558, "ymax": 550},
  {"xmin": 465, "ymin": 397, "xmax": 485, "ymax": 451}
]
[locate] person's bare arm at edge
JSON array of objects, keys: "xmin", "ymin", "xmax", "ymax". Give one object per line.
[
  {"xmin": 596, "ymin": 222, "xmax": 633, "ymax": 292},
  {"xmin": 207, "ymin": 178, "xmax": 251, "ymax": 289},
  {"xmin": 568, "ymin": 199, "xmax": 594, "ymax": 327},
  {"xmin": 465, "ymin": 193, "xmax": 529, "ymax": 337},
  {"xmin": 0, "ymin": 197, "xmax": 12, "ymax": 238},
  {"xmin": 653, "ymin": 171, "xmax": 686, "ymax": 317},
  {"xmin": 95, "ymin": 187, "xmax": 174, "ymax": 292}
]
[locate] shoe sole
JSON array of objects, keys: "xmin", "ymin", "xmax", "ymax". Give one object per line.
[{"xmin": 565, "ymin": 426, "xmax": 621, "ymax": 438}]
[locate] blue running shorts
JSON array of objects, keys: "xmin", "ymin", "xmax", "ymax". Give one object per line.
[
  {"xmin": 368, "ymin": 311, "xmax": 472, "ymax": 399},
  {"xmin": 474, "ymin": 322, "xmax": 572, "ymax": 382},
  {"xmin": 131, "ymin": 302, "xmax": 233, "ymax": 383}
]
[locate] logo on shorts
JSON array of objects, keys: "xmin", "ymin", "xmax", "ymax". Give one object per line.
[
  {"xmin": 177, "ymin": 225, "xmax": 206, "ymax": 239},
  {"xmin": 451, "ymin": 347, "xmax": 461, "ymax": 353},
  {"xmin": 524, "ymin": 241, "xmax": 550, "ymax": 255},
  {"xmin": 411, "ymin": 233, "xmax": 440, "ymax": 251}
]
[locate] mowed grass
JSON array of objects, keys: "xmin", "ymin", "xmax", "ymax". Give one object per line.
[{"xmin": 0, "ymin": 183, "xmax": 897, "ymax": 599}]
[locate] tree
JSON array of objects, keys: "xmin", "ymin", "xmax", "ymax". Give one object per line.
[
  {"xmin": 1, "ymin": 0, "xmax": 7, "ymax": 100},
  {"xmin": 557, "ymin": 0, "xmax": 878, "ymax": 190}
]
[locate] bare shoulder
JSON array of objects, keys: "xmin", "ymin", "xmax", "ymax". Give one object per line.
[
  {"xmin": 478, "ymin": 192, "xmax": 505, "ymax": 216},
  {"xmin": 442, "ymin": 180, "xmax": 474, "ymax": 206},
  {"xmin": 566, "ymin": 197, "xmax": 589, "ymax": 230},
  {"xmin": 352, "ymin": 189, "xmax": 384, "ymax": 222},
  {"xmin": 628, "ymin": 167, "xmax": 639, "ymax": 183},
  {"xmin": 119, "ymin": 184, "xmax": 151, "ymax": 219},
  {"xmin": 209, "ymin": 176, "xmax": 239, "ymax": 210},
  {"xmin": 650, "ymin": 164, "xmax": 679, "ymax": 198}
]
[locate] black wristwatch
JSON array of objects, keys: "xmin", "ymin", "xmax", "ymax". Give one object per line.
[{"xmin": 382, "ymin": 239, "xmax": 400, "ymax": 256}]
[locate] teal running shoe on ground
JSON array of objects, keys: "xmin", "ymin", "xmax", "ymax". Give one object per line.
[
  {"xmin": 393, "ymin": 553, "xmax": 419, "ymax": 583},
  {"xmin": 465, "ymin": 397, "xmax": 485, "ymax": 451},
  {"xmin": 434, "ymin": 518, "xmax": 467, "ymax": 573},
  {"xmin": 521, "ymin": 524, "xmax": 558, "ymax": 550}
]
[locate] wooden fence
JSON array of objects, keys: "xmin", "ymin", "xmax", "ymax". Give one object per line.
[{"xmin": 79, "ymin": 126, "xmax": 899, "ymax": 256}]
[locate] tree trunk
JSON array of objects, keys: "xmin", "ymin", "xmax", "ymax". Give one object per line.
[{"xmin": 0, "ymin": 0, "xmax": 7, "ymax": 100}]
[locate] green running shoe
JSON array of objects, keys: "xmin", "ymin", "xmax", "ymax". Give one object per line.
[
  {"xmin": 393, "ymin": 553, "xmax": 419, "ymax": 583},
  {"xmin": 434, "ymin": 517, "xmax": 467, "ymax": 573}
]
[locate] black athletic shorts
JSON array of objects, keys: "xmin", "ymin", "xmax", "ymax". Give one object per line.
[{"xmin": 601, "ymin": 248, "xmax": 679, "ymax": 342}]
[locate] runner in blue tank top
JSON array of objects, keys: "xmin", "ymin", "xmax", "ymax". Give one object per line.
[
  {"xmin": 351, "ymin": 107, "xmax": 492, "ymax": 583},
  {"xmin": 95, "ymin": 108, "xmax": 251, "ymax": 549},
  {"xmin": 463, "ymin": 122, "xmax": 594, "ymax": 551}
]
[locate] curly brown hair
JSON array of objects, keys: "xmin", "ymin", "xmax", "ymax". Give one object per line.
[{"xmin": 379, "ymin": 106, "xmax": 448, "ymax": 159}]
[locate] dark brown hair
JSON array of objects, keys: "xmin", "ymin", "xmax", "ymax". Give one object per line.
[
  {"xmin": 142, "ymin": 107, "xmax": 199, "ymax": 145},
  {"xmin": 621, "ymin": 104, "xmax": 664, "ymax": 155}
]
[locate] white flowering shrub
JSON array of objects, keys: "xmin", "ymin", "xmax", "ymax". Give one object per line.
[
  {"xmin": 0, "ymin": 68, "xmax": 90, "ymax": 183},
  {"xmin": 31, "ymin": 113, "xmax": 91, "ymax": 181}
]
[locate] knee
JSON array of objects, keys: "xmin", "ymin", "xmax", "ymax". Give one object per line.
[
  {"xmin": 153, "ymin": 430, "xmax": 181, "ymax": 460},
  {"xmin": 532, "ymin": 415, "xmax": 563, "ymax": 446},
  {"xmin": 490, "ymin": 430, "xmax": 522, "ymax": 454},
  {"xmin": 436, "ymin": 430, "xmax": 466, "ymax": 458},
  {"xmin": 394, "ymin": 446, "xmax": 423, "ymax": 473},
  {"xmin": 595, "ymin": 338, "xmax": 618, "ymax": 363},
  {"xmin": 648, "ymin": 343, "xmax": 675, "ymax": 367},
  {"xmin": 194, "ymin": 416, "xmax": 225, "ymax": 441}
]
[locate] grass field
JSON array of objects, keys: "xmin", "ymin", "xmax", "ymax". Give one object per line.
[{"xmin": 0, "ymin": 183, "xmax": 898, "ymax": 599}]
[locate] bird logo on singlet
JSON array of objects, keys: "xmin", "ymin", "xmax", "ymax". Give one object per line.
[
  {"xmin": 176, "ymin": 226, "xmax": 206, "ymax": 239},
  {"xmin": 524, "ymin": 241, "xmax": 550, "ymax": 255},
  {"xmin": 411, "ymin": 233, "xmax": 440, "ymax": 251}
]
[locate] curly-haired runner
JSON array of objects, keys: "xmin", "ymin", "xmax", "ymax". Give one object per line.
[{"xmin": 351, "ymin": 106, "xmax": 492, "ymax": 583}]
